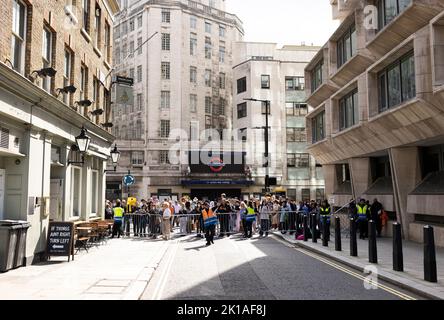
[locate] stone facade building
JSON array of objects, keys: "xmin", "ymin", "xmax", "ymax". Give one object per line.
[
  {"xmin": 108, "ymin": 0, "xmax": 244, "ymax": 201},
  {"xmin": 0, "ymin": 0, "xmax": 119, "ymax": 262},
  {"xmin": 305, "ymin": 0, "xmax": 444, "ymax": 245}
]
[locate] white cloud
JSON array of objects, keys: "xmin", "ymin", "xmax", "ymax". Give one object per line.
[{"xmin": 225, "ymin": 0, "xmax": 340, "ymax": 47}]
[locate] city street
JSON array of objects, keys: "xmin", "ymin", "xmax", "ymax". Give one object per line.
[{"xmin": 141, "ymin": 234, "xmax": 420, "ymax": 300}]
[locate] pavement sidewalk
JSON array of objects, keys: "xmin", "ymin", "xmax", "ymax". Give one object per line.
[
  {"xmin": 271, "ymin": 230, "xmax": 444, "ymax": 300},
  {"xmin": 0, "ymin": 237, "xmax": 171, "ymax": 300}
]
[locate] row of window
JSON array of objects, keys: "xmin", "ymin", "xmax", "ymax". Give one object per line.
[
  {"xmin": 115, "ymin": 14, "xmax": 143, "ymax": 38},
  {"xmin": 237, "ymin": 76, "xmax": 305, "ymax": 94},
  {"xmin": 190, "ymin": 34, "xmax": 226, "ymax": 62},
  {"xmin": 114, "ymin": 121, "xmax": 143, "ymax": 140},
  {"xmin": 311, "ymin": 51, "xmax": 415, "ymax": 143},
  {"xmin": 114, "ymin": 37, "xmax": 143, "ymax": 64},
  {"xmin": 190, "ymin": 68, "xmax": 226, "ymax": 89}
]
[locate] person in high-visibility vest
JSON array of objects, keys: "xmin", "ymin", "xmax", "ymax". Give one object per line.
[
  {"xmin": 202, "ymin": 201, "xmax": 218, "ymax": 246},
  {"xmin": 244, "ymin": 201, "xmax": 256, "ymax": 239},
  {"xmin": 112, "ymin": 200, "xmax": 124, "ymax": 238},
  {"xmin": 319, "ymin": 200, "xmax": 332, "ymax": 241},
  {"xmin": 356, "ymin": 198, "xmax": 370, "ymax": 239}
]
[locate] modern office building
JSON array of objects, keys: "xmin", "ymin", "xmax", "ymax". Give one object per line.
[
  {"xmin": 108, "ymin": 0, "xmax": 244, "ymax": 201},
  {"xmin": 0, "ymin": 0, "xmax": 119, "ymax": 262},
  {"xmin": 305, "ymin": 0, "xmax": 444, "ymax": 245},
  {"xmin": 232, "ymin": 42, "xmax": 325, "ymax": 200}
]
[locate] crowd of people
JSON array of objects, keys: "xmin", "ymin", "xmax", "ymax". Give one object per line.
[{"xmin": 104, "ymin": 193, "xmax": 388, "ymax": 245}]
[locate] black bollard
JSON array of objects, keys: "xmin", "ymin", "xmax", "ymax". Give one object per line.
[
  {"xmin": 350, "ymin": 218, "xmax": 357, "ymax": 257},
  {"xmin": 393, "ymin": 222, "xmax": 403, "ymax": 272},
  {"xmin": 303, "ymin": 215, "xmax": 308, "ymax": 241},
  {"xmin": 368, "ymin": 220, "xmax": 377, "ymax": 263},
  {"xmin": 322, "ymin": 216, "xmax": 328, "ymax": 247},
  {"xmin": 311, "ymin": 214, "xmax": 317, "ymax": 243},
  {"xmin": 424, "ymin": 225, "xmax": 437, "ymax": 283},
  {"xmin": 335, "ymin": 216, "xmax": 341, "ymax": 251}
]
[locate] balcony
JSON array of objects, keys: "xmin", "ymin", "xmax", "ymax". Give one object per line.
[
  {"xmin": 330, "ymin": 54, "xmax": 374, "ymax": 87},
  {"xmin": 366, "ymin": 1, "xmax": 444, "ymax": 58},
  {"xmin": 306, "ymin": 82, "xmax": 339, "ymax": 108}
]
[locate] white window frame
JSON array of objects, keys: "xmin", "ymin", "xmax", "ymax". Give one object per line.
[
  {"xmin": 70, "ymin": 167, "xmax": 82, "ymax": 218},
  {"xmin": 11, "ymin": 0, "xmax": 27, "ymax": 74},
  {"xmin": 42, "ymin": 26, "xmax": 52, "ymax": 92}
]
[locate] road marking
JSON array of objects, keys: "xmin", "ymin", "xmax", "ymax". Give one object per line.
[
  {"xmin": 151, "ymin": 239, "xmax": 180, "ymax": 300},
  {"xmin": 271, "ymin": 236, "xmax": 416, "ymax": 300}
]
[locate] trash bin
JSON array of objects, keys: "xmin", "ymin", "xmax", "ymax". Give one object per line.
[
  {"xmin": 14, "ymin": 222, "xmax": 31, "ymax": 268},
  {"xmin": 0, "ymin": 220, "xmax": 30, "ymax": 272}
]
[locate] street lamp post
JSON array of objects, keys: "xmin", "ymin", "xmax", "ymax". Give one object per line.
[{"xmin": 244, "ymin": 98, "xmax": 270, "ymax": 193}]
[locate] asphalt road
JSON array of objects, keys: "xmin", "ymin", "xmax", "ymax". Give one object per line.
[{"xmin": 141, "ymin": 233, "xmax": 421, "ymax": 300}]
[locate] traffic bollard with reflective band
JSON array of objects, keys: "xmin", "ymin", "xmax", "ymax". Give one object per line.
[
  {"xmin": 322, "ymin": 216, "xmax": 328, "ymax": 247},
  {"xmin": 303, "ymin": 215, "xmax": 308, "ymax": 242},
  {"xmin": 424, "ymin": 225, "xmax": 437, "ymax": 283},
  {"xmin": 368, "ymin": 220, "xmax": 378, "ymax": 263},
  {"xmin": 335, "ymin": 216, "xmax": 341, "ymax": 251},
  {"xmin": 393, "ymin": 222, "xmax": 403, "ymax": 272},
  {"xmin": 350, "ymin": 218, "xmax": 357, "ymax": 257},
  {"xmin": 311, "ymin": 214, "xmax": 317, "ymax": 243}
]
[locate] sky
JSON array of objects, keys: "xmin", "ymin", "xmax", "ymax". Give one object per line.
[{"xmin": 225, "ymin": 0, "xmax": 340, "ymax": 47}]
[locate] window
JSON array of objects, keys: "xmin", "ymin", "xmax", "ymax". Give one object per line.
[
  {"xmin": 301, "ymin": 189, "xmax": 311, "ymax": 202},
  {"xmin": 114, "ymin": 25, "xmax": 120, "ymax": 39},
  {"xmin": 219, "ymin": 44, "xmax": 225, "ymax": 63},
  {"xmin": 261, "ymin": 101, "xmax": 270, "ymax": 115},
  {"xmin": 237, "ymin": 77, "xmax": 247, "ymax": 94},
  {"xmin": 42, "ymin": 26, "xmax": 53, "ymax": 92},
  {"xmin": 261, "ymin": 75, "xmax": 270, "ymax": 89},
  {"xmin": 205, "ymin": 22, "xmax": 212, "ymax": 33},
  {"xmin": 205, "ymin": 97, "xmax": 212, "ymax": 114},
  {"xmin": 205, "ymin": 37, "xmax": 212, "ymax": 59},
  {"xmin": 82, "ymin": 0, "xmax": 90, "ymax": 32},
  {"xmin": 135, "ymin": 120, "xmax": 142, "ymax": 138},
  {"xmin": 237, "ymin": 102, "xmax": 247, "ymax": 119},
  {"xmin": 80, "ymin": 64, "xmax": 88, "ymax": 101},
  {"xmin": 190, "ymin": 33, "xmax": 197, "ymax": 55},
  {"xmin": 160, "ymin": 151, "xmax": 170, "ymax": 164},
  {"xmin": 162, "ymin": 33, "xmax": 170, "ymax": 51},
  {"xmin": 90, "ymin": 170, "xmax": 98, "ymax": 216},
  {"xmin": 122, "ymin": 43, "xmax": 127, "ymax": 59},
  {"xmin": 114, "ymin": 48, "xmax": 120, "ymax": 64},
  {"xmin": 287, "ymin": 154, "xmax": 310, "ymax": 168},
  {"xmin": 129, "ymin": 18, "xmax": 134, "ymax": 32},
  {"xmin": 286, "ymin": 103, "xmax": 308, "ymax": 116},
  {"xmin": 105, "ymin": 21, "xmax": 111, "ymax": 62},
  {"xmin": 137, "ymin": 37, "xmax": 142, "ymax": 55},
  {"xmin": 190, "ymin": 94, "xmax": 197, "ymax": 112},
  {"xmin": 63, "ymin": 49, "xmax": 73, "ymax": 105},
  {"xmin": 161, "ymin": 91, "xmax": 170, "ymax": 109},
  {"xmin": 311, "ymin": 60, "xmax": 323, "ymax": 93},
  {"xmin": 131, "ymin": 151, "xmax": 144, "ymax": 165},
  {"xmin": 337, "ymin": 24, "xmax": 357, "ymax": 68},
  {"xmin": 286, "ymin": 77, "xmax": 305, "ymax": 90},
  {"xmin": 71, "ymin": 167, "xmax": 81, "ymax": 217},
  {"xmin": 129, "ymin": 41, "xmax": 134, "ymax": 57},
  {"xmin": 312, "ymin": 111, "xmax": 325, "ymax": 143},
  {"xmin": 137, "ymin": 15, "xmax": 142, "ymax": 28},
  {"xmin": 129, "ymin": 68, "xmax": 134, "ymax": 80},
  {"xmin": 162, "ymin": 9, "xmax": 170, "ymax": 23},
  {"xmin": 190, "ymin": 66, "xmax": 197, "ymax": 83},
  {"xmin": 190, "ymin": 121, "xmax": 199, "ymax": 140},
  {"xmin": 137, "ymin": 93, "xmax": 143, "ymax": 111},
  {"xmin": 287, "ymin": 128, "xmax": 307, "ymax": 142},
  {"xmin": 161, "ymin": 62, "xmax": 170, "ymax": 79},
  {"xmin": 239, "ymin": 128, "xmax": 248, "ymax": 142},
  {"xmin": 190, "ymin": 16, "xmax": 197, "ymax": 29},
  {"xmin": 137, "ymin": 65, "xmax": 142, "ymax": 82},
  {"xmin": 205, "ymin": 69, "xmax": 212, "ymax": 87},
  {"xmin": 219, "ymin": 25, "xmax": 225, "ymax": 37},
  {"xmin": 378, "ymin": 0, "xmax": 412, "ymax": 30},
  {"xmin": 160, "ymin": 120, "xmax": 170, "ymax": 138},
  {"xmin": 11, "ymin": 0, "xmax": 27, "ymax": 73},
  {"xmin": 93, "ymin": 77, "xmax": 100, "ymax": 112},
  {"xmin": 121, "ymin": 21, "xmax": 127, "ymax": 34},
  {"xmin": 219, "ymin": 98, "xmax": 226, "ymax": 116},
  {"xmin": 339, "ymin": 89, "xmax": 359, "ymax": 130},
  {"xmin": 219, "ymin": 73, "xmax": 226, "ymax": 89},
  {"xmin": 378, "ymin": 51, "xmax": 415, "ymax": 112},
  {"xmin": 95, "ymin": 5, "xmax": 101, "ymax": 48}
]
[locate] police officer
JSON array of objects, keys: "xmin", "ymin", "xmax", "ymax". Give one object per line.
[
  {"xmin": 319, "ymin": 200, "xmax": 332, "ymax": 241},
  {"xmin": 125, "ymin": 196, "xmax": 137, "ymax": 236},
  {"xmin": 202, "ymin": 201, "xmax": 217, "ymax": 246},
  {"xmin": 356, "ymin": 198, "xmax": 370, "ymax": 239},
  {"xmin": 245, "ymin": 201, "xmax": 256, "ymax": 238},
  {"xmin": 112, "ymin": 200, "xmax": 124, "ymax": 238}
]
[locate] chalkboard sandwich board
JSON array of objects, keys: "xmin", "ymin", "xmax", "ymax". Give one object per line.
[{"xmin": 46, "ymin": 222, "xmax": 74, "ymax": 262}]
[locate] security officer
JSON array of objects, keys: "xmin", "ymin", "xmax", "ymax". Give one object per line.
[
  {"xmin": 356, "ymin": 198, "xmax": 370, "ymax": 239},
  {"xmin": 245, "ymin": 202, "xmax": 256, "ymax": 238},
  {"xmin": 125, "ymin": 196, "xmax": 137, "ymax": 236},
  {"xmin": 112, "ymin": 200, "xmax": 124, "ymax": 238},
  {"xmin": 202, "ymin": 201, "xmax": 218, "ymax": 246},
  {"xmin": 319, "ymin": 200, "xmax": 332, "ymax": 241}
]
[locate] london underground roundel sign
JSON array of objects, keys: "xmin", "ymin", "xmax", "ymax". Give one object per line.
[{"xmin": 209, "ymin": 157, "xmax": 225, "ymax": 173}]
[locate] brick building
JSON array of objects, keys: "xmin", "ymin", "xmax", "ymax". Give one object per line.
[{"xmin": 0, "ymin": 0, "xmax": 119, "ymax": 263}]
